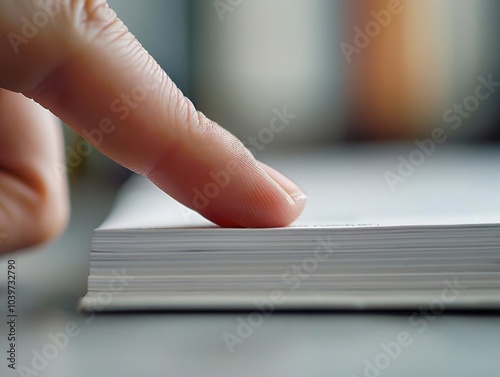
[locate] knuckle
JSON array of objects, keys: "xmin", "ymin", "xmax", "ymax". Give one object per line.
[
  {"xmin": 0, "ymin": 0, "xmax": 118, "ymax": 92},
  {"xmin": 63, "ymin": 0, "xmax": 122, "ymax": 46}
]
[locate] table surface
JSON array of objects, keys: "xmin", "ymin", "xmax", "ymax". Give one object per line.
[{"xmin": 1, "ymin": 145, "xmax": 499, "ymax": 377}]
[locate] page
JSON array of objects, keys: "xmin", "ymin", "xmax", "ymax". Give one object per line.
[{"xmin": 98, "ymin": 146, "xmax": 500, "ymax": 230}]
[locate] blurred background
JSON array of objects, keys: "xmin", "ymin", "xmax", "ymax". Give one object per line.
[
  {"xmin": 71, "ymin": 0, "xmax": 500, "ymax": 180},
  {"xmin": 1, "ymin": 1, "xmax": 500, "ymax": 376}
]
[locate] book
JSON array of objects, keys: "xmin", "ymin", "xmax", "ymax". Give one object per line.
[{"xmin": 79, "ymin": 147, "xmax": 500, "ymax": 312}]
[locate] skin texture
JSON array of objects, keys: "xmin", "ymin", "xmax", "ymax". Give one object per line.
[{"xmin": 0, "ymin": 0, "xmax": 306, "ymax": 254}]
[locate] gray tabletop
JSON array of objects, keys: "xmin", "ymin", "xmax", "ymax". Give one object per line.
[{"xmin": 1, "ymin": 146, "xmax": 499, "ymax": 377}]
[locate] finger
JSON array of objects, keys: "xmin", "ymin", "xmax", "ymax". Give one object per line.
[
  {"xmin": 0, "ymin": 0, "xmax": 306, "ymax": 228},
  {"xmin": 0, "ymin": 89, "xmax": 68, "ymax": 254}
]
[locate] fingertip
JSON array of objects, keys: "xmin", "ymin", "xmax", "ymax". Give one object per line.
[
  {"xmin": 257, "ymin": 161, "xmax": 307, "ymax": 207},
  {"xmin": 207, "ymin": 160, "xmax": 307, "ymax": 229},
  {"xmin": 249, "ymin": 161, "xmax": 306, "ymax": 227}
]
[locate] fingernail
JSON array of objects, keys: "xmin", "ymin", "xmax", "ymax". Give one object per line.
[
  {"xmin": 258, "ymin": 162, "xmax": 307, "ymax": 205},
  {"xmin": 290, "ymin": 192, "xmax": 308, "ymax": 204}
]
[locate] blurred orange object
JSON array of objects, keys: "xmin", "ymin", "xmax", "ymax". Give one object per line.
[{"xmin": 345, "ymin": 0, "xmax": 455, "ymax": 140}]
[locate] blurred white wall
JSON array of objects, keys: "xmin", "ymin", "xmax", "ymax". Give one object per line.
[
  {"xmin": 192, "ymin": 0, "xmax": 346, "ymax": 150},
  {"xmin": 107, "ymin": 0, "xmax": 190, "ymax": 91}
]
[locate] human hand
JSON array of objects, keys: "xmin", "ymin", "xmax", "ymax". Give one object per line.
[{"xmin": 0, "ymin": 0, "xmax": 306, "ymax": 254}]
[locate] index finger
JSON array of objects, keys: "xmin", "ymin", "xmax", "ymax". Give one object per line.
[{"xmin": 0, "ymin": 0, "xmax": 306, "ymax": 227}]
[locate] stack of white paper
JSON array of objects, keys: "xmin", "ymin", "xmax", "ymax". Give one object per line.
[{"xmin": 80, "ymin": 147, "xmax": 500, "ymax": 311}]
